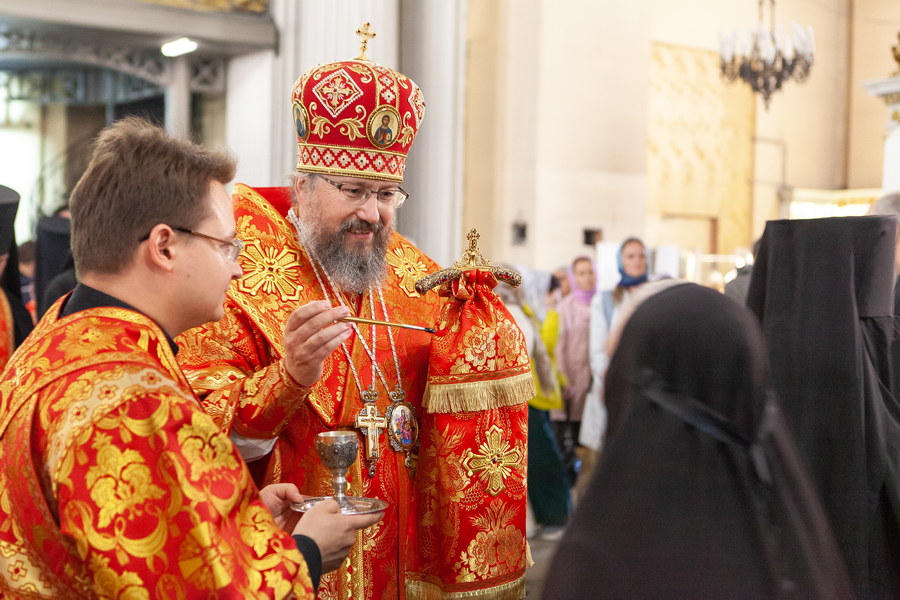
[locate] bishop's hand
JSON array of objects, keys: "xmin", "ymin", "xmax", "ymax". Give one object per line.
[{"xmin": 283, "ymin": 301, "xmax": 352, "ymax": 387}]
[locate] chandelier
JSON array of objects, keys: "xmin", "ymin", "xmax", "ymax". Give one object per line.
[{"xmin": 719, "ymin": 0, "xmax": 815, "ymax": 109}]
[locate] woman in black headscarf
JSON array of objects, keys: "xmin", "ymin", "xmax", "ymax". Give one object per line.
[
  {"xmin": 0, "ymin": 185, "xmax": 34, "ymax": 366},
  {"xmin": 747, "ymin": 216, "xmax": 900, "ymax": 597},
  {"xmin": 543, "ymin": 282, "xmax": 852, "ymax": 599}
]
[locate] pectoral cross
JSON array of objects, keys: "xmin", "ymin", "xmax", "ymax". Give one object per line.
[
  {"xmin": 355, "ymin": 403, "xmax": 386, "ymax": 476},
  {"xmin": 355, "ymin": 22, "xmax": 376, "ymax": 61}
]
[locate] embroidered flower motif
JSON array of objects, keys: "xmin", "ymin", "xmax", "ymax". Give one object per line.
[
  {"xmin": 87, "ymin": 441, "xmax": 166, "ymax": 528},
  {"xmin": 60, "ymin": 319, "xmax": 119, "ymax": 361},
  {"xmin": 494, "ymin": 319, "xmax": 525, "ymax": 366},
  {"xmin": 98, "ymin": 385, "xmax": 118, "ymax": 402},
  {"xmin": 177, "ymin": 412, "xmax": 241, "ymax": 481},
  {"xmin": 386, "ymin": 245, "xmax": 430, "ymax": 298},
  {"xmin": 464, "ymin": 530, "xmax": 498, "ymax": 576},
  {"xmin": 141, "ymin": 372, "xmax": 161, "ymax": 387},
  {"xmin": 462, "ymin": 326, "xmax": 497, "ymax": 369},
  {"xmin": 7, "ymin": 559, "xmax": 27, "ymax": 583},
  {"xmin": 237, "ymin": 243, "xmax": 303, "ymax": 301},
  {"xmin": 455, "ymin": 503, "xmax": 525, "ymax": 579},
  {"xmin": 88, "ymin": 555, "xmax": 146, "ymax": 597}
]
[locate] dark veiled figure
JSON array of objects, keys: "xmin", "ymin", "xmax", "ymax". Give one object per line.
[
  {"xmin": 33, "ymin": 211, "xmax": 74, "ymax": 319},
  {"xmin": 747, "ymin": 216, "xmax": 900, "ymax": 597},
  {"xmin": 0, "ymin": 185, "xmax": 35, "ymax": 356},
  {"xmin": 543, "ymin": 282, "xmax": 852, "ymax": 600}
]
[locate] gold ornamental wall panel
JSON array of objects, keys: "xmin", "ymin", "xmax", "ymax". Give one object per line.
[{"xmin": 647, "ymin": 42, "xmax": 754, "ymax": 254}]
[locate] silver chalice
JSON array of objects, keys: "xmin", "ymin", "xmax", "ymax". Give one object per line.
[
  {"xmin": 316, "ymin": 431, "xmax": 358, "ymax": 512},
  {"xmin": 291, "ymin": 431, "xmax": 389, "ymax": 515}
]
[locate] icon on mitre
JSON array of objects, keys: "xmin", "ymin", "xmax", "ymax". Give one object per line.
[{"xmin": 415, "ymin": 229, "xmax": 535, "ymax": 413}]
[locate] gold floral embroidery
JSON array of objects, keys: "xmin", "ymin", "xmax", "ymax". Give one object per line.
[
  {"xmin": 88, "ymin": 554, "xmax": 148, "ymax": 599},
  {"xmin": 60, "ymin": 318, "xmax": 120, "ymax": 361},
  {"xmin": 454, "ymin": 503, "xmax": 524, "ymax": 580},
  {"xmin": 494, "ymin": 319, "xmax": 524, "ymax": 365},
  {"xmin": 386, "ymin": 245, "xmax": 429, "ymax": 297},
  {"xmin": 86, "ymin": 437, "xmax": 166, "ymax": 528},
  {"xmin": 238, "ymin": 241, "xmax": 304, "ymax": 301},
  {"xmin": 461, "ymin": 425, "xmax": 521, "ymax": 496},
  {"xmin": 460, "ymin": 326, "xmax": 496, "ymax": 371},
  {"xmin": 177, "ymin": 412, "xmax": 241, "ymax": 481},
  {"xmin": 241, "ymin": 504, "xmax": 277, "ymax": 557}
]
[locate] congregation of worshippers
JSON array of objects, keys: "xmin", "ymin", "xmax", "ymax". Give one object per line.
[{"xmin": 2, "ymin": 14, "xmax": 900, "ymax": 600}]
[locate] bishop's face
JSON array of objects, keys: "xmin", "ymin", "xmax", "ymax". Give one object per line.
[{"xmin": 293, "ymin": 174, "xmax": 396, "ymax": 293}]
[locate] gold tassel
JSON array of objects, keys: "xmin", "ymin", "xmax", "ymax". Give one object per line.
[
  {"xmin": 405, "ymin": 575, "xmax": 526, "ymax": 600},
  {"xmin": 423, "ymin": 373, "xmax": 535, "ymax": 414}
]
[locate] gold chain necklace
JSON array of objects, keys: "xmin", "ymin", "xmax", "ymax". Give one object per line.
[{"xmin": 289, "ymin": 209, "xmax": 418, "ymax": 475}]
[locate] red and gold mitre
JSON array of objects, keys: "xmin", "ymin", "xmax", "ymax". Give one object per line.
[
  {"xmin": 415, "ymin": 230, "xmax": 535, "ymax": 413},
  {"xmin": 290, "ymin": 22, "xmax": 425, "ymax": 183}
]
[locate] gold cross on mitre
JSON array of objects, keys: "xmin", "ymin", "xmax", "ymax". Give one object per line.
[
  {"xmin": 355, "ymin": 22, "xmax": 376, "ymax": 61},
  {"xmin": 355, "ymin": 403, "xmax": 386, "ymax": 474}
]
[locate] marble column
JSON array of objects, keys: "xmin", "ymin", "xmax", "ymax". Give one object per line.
[
  {"xmin": 863, "ymin": 76, "xmax": 900, "ymax": 194},
  {"xmin": 397, "ymin": 1, "xmax": 467, "ymax": 266},
  {"xmin": 165, "ymin": 55, "xmax": 192, "ymax": 138}
]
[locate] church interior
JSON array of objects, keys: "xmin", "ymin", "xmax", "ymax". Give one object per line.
[
  {"xmin": 3, "ymin": 2, "xmax": 900, "ymax": 598},
  {"xmin": 2, "ymin": 0, "xmax": 899, "ymax": 287}
]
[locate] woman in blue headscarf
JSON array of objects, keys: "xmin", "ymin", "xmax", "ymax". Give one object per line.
[{"xmin": 580, "ymin": 238, "xmax": 648, "ymax": 454}]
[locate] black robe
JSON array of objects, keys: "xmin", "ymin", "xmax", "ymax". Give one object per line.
[
  {"xmin": 747, "ymin": 216, "xmax": 900, "ymax": 597},
  {"xmin": 0, "ymin": 186, "xmax": 33, "ymax": 348},
  {"xmin": 543, "ymin": 283, "xmax": 851, "ymax": 599}
]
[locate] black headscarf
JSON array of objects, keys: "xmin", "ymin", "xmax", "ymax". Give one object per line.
[
  {"xmin": 33, "ymin": 213, "xmax": 73, "ymax": 319},
  {"xmin": 0, "ymin": 185, "xmax": 33, "ymax": 347},
  {"xmin": 543, "ymin": 283, "xmax": 852, "ymax": 599},
  {"xmin": 747, "ymin": 216, "xmax": 900, "ymax": 597}
]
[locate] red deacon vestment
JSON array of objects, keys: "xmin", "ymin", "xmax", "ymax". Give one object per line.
[
  {"xmin": 176, "ymin": 185, "xmax": 530, "ymax": 600},
  {"xmin": 0, "ymin": 301, "xmax": 315, "ymax": 599}
]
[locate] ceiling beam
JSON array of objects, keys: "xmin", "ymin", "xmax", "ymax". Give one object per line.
[{"xmin": 0, "ymin": 0, "xmax": 278, "ymax": 54}]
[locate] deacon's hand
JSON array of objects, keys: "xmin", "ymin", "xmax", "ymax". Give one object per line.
[
  {"xmin": 283, "ymin": 301, "xmax": 352, "ymax": 387},
  {"xmin": 293, "ymin": 499, "xmax": 384, "ymax": 573},
  {"xmin": 259, "ymin": 483, "xmax": 304, "ymax": 531}
]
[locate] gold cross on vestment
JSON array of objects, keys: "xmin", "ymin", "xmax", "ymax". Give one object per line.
[
  {"xmin": 355, "ymin": 22, "xmax": 376, "ymax": 61},
  {"xmin": 355, "ymin": 403, "xmax": 386, "ymax": 464},
  {"xmin": 461, "ymin": 425, "xmax": 522, "ymax": 496}
]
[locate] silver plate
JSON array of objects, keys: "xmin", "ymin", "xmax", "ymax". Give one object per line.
[{"xmin": 290, "ymin": 496, "xmax": 389, "ymax": 515}]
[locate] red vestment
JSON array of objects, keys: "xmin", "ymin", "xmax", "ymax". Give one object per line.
[
  {"xmin": 0, "ymin": 301, "xmax": 315, "ymax": 599},
  {"xmin": 177, "ymin": 185, "xmax": 529, "ymax": 600},
  {"xmin": 0, "ymin": 291, "xmax": 12, "ymax": 369}
]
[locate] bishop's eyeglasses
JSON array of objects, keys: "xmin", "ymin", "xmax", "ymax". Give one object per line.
[
  {"xmin": 316, "ymin": 174, "xmax": 409, "ymax": 209},
  {"xmin": 139, "ymin": 226, "xmax": 244, "ymax": 262}
]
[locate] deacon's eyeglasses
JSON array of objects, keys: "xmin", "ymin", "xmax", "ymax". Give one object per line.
[
  {"xmin": 316, "ymin": 174, "xmax": 409, "ymax": 209},
  {"xmin": 139, "ymin": 226, "xmax": 244, "ymax": 262}
]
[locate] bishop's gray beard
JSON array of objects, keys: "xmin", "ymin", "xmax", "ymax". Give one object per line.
[{"xmin": 295, "ymin": 215, "xmax": 391, "ymax": 294}]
